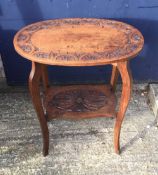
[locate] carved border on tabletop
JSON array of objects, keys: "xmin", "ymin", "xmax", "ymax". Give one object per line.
[{"xmin": 16, "ymin": 18, "xmax": 143, "ymax": 61}]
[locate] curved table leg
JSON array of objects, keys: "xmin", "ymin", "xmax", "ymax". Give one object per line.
[
  {"xmin": 29, "ymin": 62, "xmax": 49, "ymax": 156},
  {"xmin": 114, "ymin": 61, "xmax": 132, "ymax": 154}
]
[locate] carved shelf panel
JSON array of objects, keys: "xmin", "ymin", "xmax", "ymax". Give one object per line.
[{"xmin": 44, "ymin": 85, "xmax": 116, "ymax": 120}]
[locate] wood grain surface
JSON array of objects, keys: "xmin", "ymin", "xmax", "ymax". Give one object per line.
[
  {"xmin": 29, "ymin": 62, "xmax": 49, "ymax": 156},
  {"xmin": 14, "ymin": 18, "xmax": 144, "ymax": 66}
]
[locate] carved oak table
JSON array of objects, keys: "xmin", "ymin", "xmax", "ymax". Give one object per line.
[{"xmin": 13, "ymin": 18, "xmax": 144, "ymax": 156}]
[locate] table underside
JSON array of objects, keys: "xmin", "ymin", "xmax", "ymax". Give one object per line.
[{"xmin": 44, "ymin": 84, "xmax": 116, "ymax": 120}]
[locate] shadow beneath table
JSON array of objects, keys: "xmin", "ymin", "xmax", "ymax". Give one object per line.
[{"xmin": 120, "ymin": 116, "xmax": 157, "ymax": 153}]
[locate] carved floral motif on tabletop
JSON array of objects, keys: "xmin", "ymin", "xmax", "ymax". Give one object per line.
[{"xmin": 16, "ymin": 18, "xmax": 144, "ymax": 62}]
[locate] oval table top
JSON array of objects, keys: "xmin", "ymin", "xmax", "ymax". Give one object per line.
[{"xmin": 14, "ymin": 18, "xmax": 144, "ymax": 66}]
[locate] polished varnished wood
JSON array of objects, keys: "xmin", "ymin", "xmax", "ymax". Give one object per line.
[
  {"xmin": 29, "ymin": 62, "xmax": 49, "ymax": 156},
  {"xmin": 110, "ymin": 64, "xmax": 119, "ymax": 91},
  {"xmin": 13, "ymin": 18, "xmax": 144, "ymax": 156},
  {"xmin": 14, "ymin": 18, "xmax": 144, "ymax": 66},
  {"xmin": 44, "ymin": 85, "xmax": 116, "ymax": 120},
  {"xmin": 114, "ymin": 61, "xmax": 132, "ymax": 154}
]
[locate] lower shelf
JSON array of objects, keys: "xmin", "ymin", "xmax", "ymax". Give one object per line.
[{"xmin": 44, "ymin": 84, "xmax": 116, "ymax": 120}]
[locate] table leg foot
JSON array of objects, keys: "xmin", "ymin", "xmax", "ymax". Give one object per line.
[
  {"xmin": 114, "ymin": 119, "xmax": 121, "ymax": 154},
  {"xmin": 29, "ymin": 62, "xmax": 49, "ymax": 156},
  {"xmin": 114, "ymin": 61, "xmax": 132, "ymax": 154},
  {"xmin": 43, "ymin": 141, "xmax": 49, "ymax": 156},
  {"xmin": 42, "ymin": 120, "xmax": 49, "ymax": 156}
]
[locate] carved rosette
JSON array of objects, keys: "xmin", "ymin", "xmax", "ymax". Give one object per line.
[
  {"xmin": 15, "ymin": 18, "xmax": 144, "ymax": 63},
  {"xmin": 48, "ymin": 89, "xmax": 107, "ymax": 112},
  {"xmin": 44, "ymin": 85, "xmax": 116, "ymax": 119}
]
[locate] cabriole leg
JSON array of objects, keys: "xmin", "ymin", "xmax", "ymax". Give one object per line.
[
  {"xmin": 29, "ymin": 62, "xmax": 49, "ymax": 156},
  {"xmin": 114, "ymin": 61, "xmax": 132, "ymax": 154}
]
